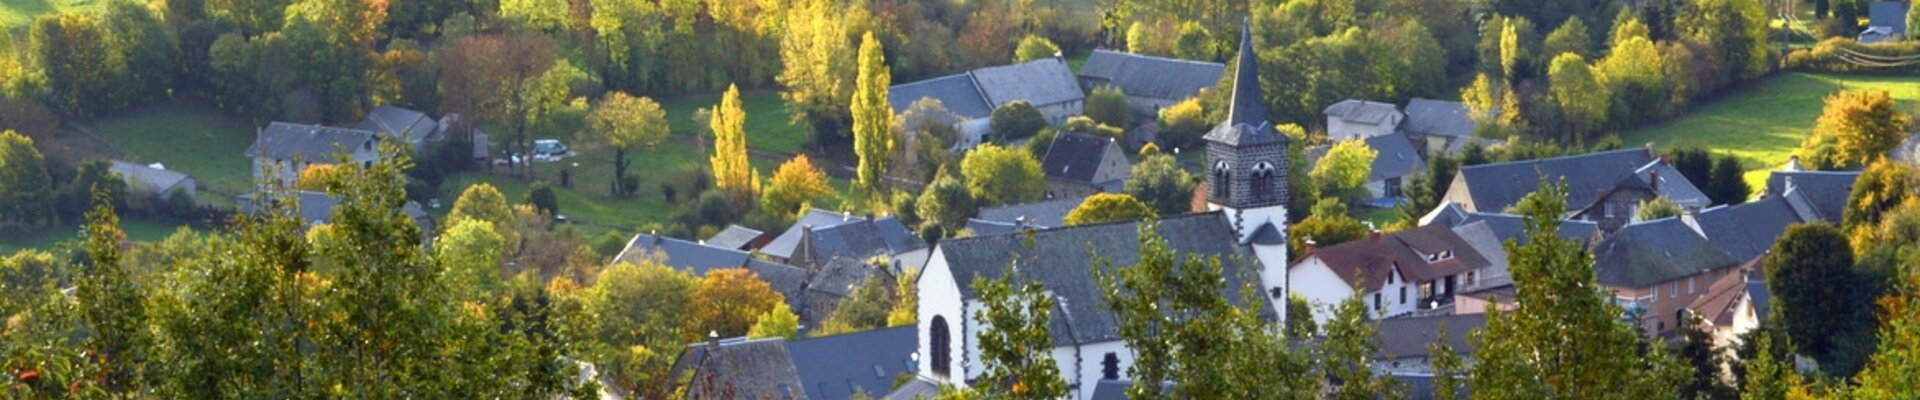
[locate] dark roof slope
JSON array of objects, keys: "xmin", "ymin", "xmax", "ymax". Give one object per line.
[
  {"xmin": 1324, "ymin": 100, "xmax": 1401, "ymax": 125},
  {"xmin": 355, "ymin": 105, "xmax": 439, "ymax": 143},
  {"xmin": 1694, "ymin": 197, "xmax": 1806, "ymax": 262},
  {"xmin": 1402, "ymin": 98, "xmax": 1475, "ymax": 139},
  {"xmin": 1593, "ymin": 218, "xmax": 1739, "ymax": 287},
  {"xmin": 679, "ymin": 339, "xmax": 809, "ymax": 400},
  {"xmin": 706, "ymin": 224, "xmax": 766, "ymax": 250},
  {"xmin": 1421, "ymin": 202, "xmax": 1600, "ymax": 245},
  {"xmin": 616, "ymin": 233, "xmax": 810, "ymax": 304},
  {"xmin": 108, "ymin": 161, "xmax": 193, "ymax": 192},
  {"xmin": 247, "ymin": 122, "xmax": 378, "ymax": 161},
  {"xmin": 1448, "ymin": 147, "xmax": 1658, "ymax": 213},
  {"xmin": 976, "ymin": 196, "xmax": 1087, "ymax": 228},
  {"xmin": 887, "ymin": 74, "xmax": 994, "ymax": 119},
  {"xmin": 766, "ymin": 209, "xmax": 870, "ymax": 260},
  {"xmin": 1077, "ymin": 50, "xmax": 1224, "ymax": 100},
  {"xmin": 970, "ymin": 58, "xmax": 1084, "ymax": 108},
  {"xmin": 1765, "ymin": 170, "xmax": 1862, "ymax": 223},
  {"xmin": 802, "ymin": 217, "xmax": 926, "ymax": 265},
  {"xmin": 786, "ymin": 327, "xmax": 917, "ymax": 400},
  {"xmin": 1373, "ymin": 313, "xmax": 1486, "ymax": 359},
  {"xmin": 1364, "ymin": 133, "xmax": 1426, "ymax": 182},
  {"xmin": 1297, "ymin": 224, "xmax": 1491, "ymax": 292},
  {"xmin": 937, "ymin": 212, "xmax": 1258, "ymax": 344},
  {"xmin": 1041, "ymin": 133, "xmax": 1127, "ymax": 183},
  {"xmin": 1870, "ymin": 1, "xmax": 1910, "ymax": 34}
]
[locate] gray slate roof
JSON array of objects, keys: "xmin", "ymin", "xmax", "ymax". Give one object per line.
[
  {"xmin": 1041, "ymin": 133, "xmax": 1130, "ymax": 184},
  {"xmin": 888, "ymin": 74, "xmax": 994, "ymax": 119},
  {"xmin": 765, "ymin": 209, "xmax": 871, "ymax": 260},
  {"xmin": 936, "ymin": 212, "xmax": 1262, "ymax": 345},
  {"xmin": 1446, "ymin": 147, "xmax": 1666, "ymax": 213},
  {"xmin": 1870, "ymin": 1, "xmax": 1910, "ymax": 34},
  {"xmin": 108, "ymin": 160, "xmax": 193, "ymax": 193},
  {"xmin": 355, "ymin": 105, "xmax": 439, "ymax": 144},
  {"xmin": 976, "ymin": 196, "xmax": 1088, "ymax": 228},
  {"xmin": 1325, "ymin": 99, "xmax": 1401, "ymax": 125},
  {"xmin": 1421, "ymin": 202, "xmax": 1600, "ymax": 245},
  {"xmin": 615, "ymin": 233, "xmax": 811, "ymax": 304},
  {"xmin": 706, "ymin": 224, "xmax": 766, "ymax": 250},
  {"xmin": 1593, "ymin": 218, "xmax": 1740, "ymax": 288},
  {"xmin": 1765, "ymin": 170, "xmax": 1862, "ymax": 223},
  {"xmin": 1364, "ymin": 133, "xmax": 1425, "ymax": 183},
  {"xmin": 1620, "ymin": 160, "xmax": 1713, "ymax": 208},
  {"xmin": 965, "ymin": 218, "xmax": 1020, "ymax": 236},
  {"xmin": 786, "ymin": 326, "xmax": 917, "ymax": 400},
  {"xmin": 882, "ymin": 378, "xmax": 941, "ymax": 400},
  {"xmin": 1077, "ymin": 50, "xmax": 1224, "ymax": 100},
  {"xmin": 970, "ymin": 58, "xmax": 1085, "ymax": 108},
  {"xmin": 1694, "ymin": 197, "xmax": 1807, "ymax": 262},
  {"xmin": 1089, "ymin": 380, "xmax": 1131, "ymax": 400},
  {"xmin": 678, "ymin": 338, "xmax": 809, "ymax": 400},
  {"xmin": 247, "ymin": 122, "xmax": 378, "ymax": 161},
  {"xmin": 1374, "ymin": 313, "xmax": 1485, "ymax": 359},
  {"xmin": 798, "ymin": 217, "xmax": 926, "ymax": 268},
  {"xmin": 1402, "ymin": 98, "xmax": 1476, "ymax": 139}
]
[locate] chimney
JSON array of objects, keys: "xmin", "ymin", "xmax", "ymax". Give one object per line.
[
  {"xmin": 1304, "ymin": 237, "xmax": 1319, "ymax": 255},
  {"xmin": 1784, "ymin": 155, "xmax": 1803, "ymax": 172},
  {"xmin": 1650, "ymin": 170, "xmax": 1661, "ymax": 191},
  {"xmin": 707, "ymin": 330, "xmax": 721, "ymax": 349},
  {"xmin": 1644, "ymin": 142, "xmax": 1657, "ymax": 158},
  {"xmin": 1014, "ymin": 216, "xmax": 1028, "ymax": 228}
]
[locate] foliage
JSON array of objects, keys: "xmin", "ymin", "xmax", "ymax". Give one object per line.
[
  {"xmin": 1157, "ymin": 96, "xmax": 1209, "ymax": 149},
  {"xmin": 1679, "ymin": 313, "xmax": 1735, "ymax": 400},
  {"xmin": 887, "ymin": 268, "xmax": 918, "ymax": 327},
  {"xmin": 1544, "ymin": 17, "xmax": 1594, "ymax": 60},
  {"xmin": 818, "ymin": 274, "xmax": 894, "ymax": 336},
  {"xmin": 1126, "ymin": 153, "xmax": 1197, "ymax": 215},
  {"xmin": 686, "ymin": 268, "xmax": 785, "ymax": 339},
  {"xmin": 1635, "ymin": 197, "xmax": 1682, "ymax": 221},
  {"xmin": 1058, "ymin": 116, "xmax": 1124, "ymax": 140},
  {"xmin": 1428, "ymin": 322, "xmax": 1465, "ymax": 400},
  {"xmin": 959, "ymin": 144, "xmax": 1046, "ymax": 206},
  {"xmin": 527, "ymin": 183, "xmax": 559, "ymax": 216},
  {"xmin": 916, "ymin": 170, "xmax": 975, "ymax": 238},
  {"xmin": 436, "ymin": 218, "xmax": 505, "ymax": 301},
  {"xmin": 989, "ymin": 101, "xmax": 1047, "ymax": 143},
  {"xmin": 761, "ymin": 155, "xmax": 833, "ymax": 223},
  {"xmin": 1799, "ymin": 90, "xmax": 1908, "ymax": 170},
  {"xmin": 1309, "ymin": 140, "xmax": 1376, "ymax": 203},
  {"xmin": 1547, "ymin": 53, "xmax": 1611, "ymax": 142},
  {"xmin": 852, "ymin": 31, "xmax": 894, "ymax": 192},
  {"xmin": 1084, "ymin": 86, "xmax": 1132, "ymax": 129},
  {"xmin": 56, "ymin": 160, "xmax": 126, "ymax": 222},
  {"xmin": 448, "ymin": 183, "xmax": 520, "ymax": 257},
  {"xmin": 499, "ymin": 0, "xmax": 566, "ymax": 32},
  {"xmin": 1063, "ymin": 193, "xmax": 1157, "ymax": 226},
  {"xmin": 78, "ymin": 189, "xmax": 149, "ymax": 393},
  {"xmin": 1094, "ymin": 222, "xmax": 1317, "ymax": 399},
  {"xmin": 777, "ymin": 0, "xmax": 860, "ymax": 138},
  {"xmin": 1708, "ymin": 154, "xmax": 1751, "ymax": 204},
  {"xmin": 589, "ymin": 91, "xmax": 669, "ymax": 196},
  {"xmin": 747, "ymin": 305, "xmax": 800, "ymax": 340},
  {"xmin": 1287, "ymin": 198, "xmax": 1368, "ymax": 255},
  {"xmin": 1740, "ymin": 333, "xmax": 1804, "ymax": 400},
  {"xmin": 1014, "ymin": 34, "xmax": 1061, "ymax": 62},
  {"xmin": 31, "ymin": 12, "xmax": 123, "ymax": 116},
  {"xmin": 1852, "ymin": 261, "xmax": 1920, "ymax": 397},
  {"xmin": 1468, "ymin": 179, "xmax": 1689, "ymax": 398},
  {"xmin": 584, "ymin": 261, "xmax": 697, "ymax": 396},
  {"xmin": 1320, "ymin": 288, "xmax": 1403, "ymax": 400},
  {"xmin": 710, "ymin": 85, "xmax": 756, "ymax": 197},
  {"xmin": 0, "ymin": 130, "xmax": 54, "ymax": 226},
  {"xmin": 1844, "ymin": 161, "xmax": 1920, "ymax": 230},
  {"xmin": 969, "ymin": 267, "xmax": 1068, "ymax": 399},
  {"xmin": 1764, "ymin": 223, "xmax": 1878, "ymax": 377}
]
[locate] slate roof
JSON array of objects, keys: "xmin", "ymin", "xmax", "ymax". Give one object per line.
[
  {"xmin": 355, "ymin": 105, "xmax": 439, "ymax": 144},
  {"xmin": 706, "ymin": 224, "xmax": 766, "ymax": 251},
  {"xmin": 976, "ymin": 196, "xmax": 1088, "ymax": 228},
  {"xmin": 1296, "ymin": 224, "xmax": 1492, "ymax": 292},
  {"xmin": 1204, "ymin": 19, "xmax": 1285, "ymax": 147},
  {"xmin": 247, "ymin": 122, "xmax": 378, "ymax": 161},
  {"xmin": 678, "ymin": 338, "xmax": 809, "ymax": 400},
  {"xmin": 615, "ymin": 233, "xmax": 811, "ymax": 304},
  {"xmin": 1401, "ymin": 98, "xmax": 1476, "ymax": 139},
  {"xmin": 1420, "ymin": 202, "xmax": 1600, "ymax": 246},
  {"xmin": 765, "ymin": 209, "xmax": 870, "ymax": 260},
  {"xmin": 1449, "ymin": 221, "xmax": 1509, "ymax": 272},
  {"xmin": 1325, "ymin": 99, "xmax": 1401, "ymax": 125},
  {"xmin": 1041, "ymin": 133, "xmax": 1130, "ymax": 184},
  {"xmin": 799, "ymin": 217, "xmax": 926, "ymax": 267},
  {"xmin": 965, "ymin": 218, "xmax": 1020, "ymax": 236},
  {"xmin": 887, "ymin": 74, "xmax": 994, "ymax": 119},
  {"xmin": 1619, "ymin": 160, "xmax": 1712, "ymax": 208},
  {"xmin": 1077, "ymin": 50, "xmax": 1225, "ymax": 100},
  {"xmin": 936, "ymin": 212, "xmax": 1261, "ymax": 344},
  {"xmin": 1374, "ymin": 313, "xmax": 1485, "ymax": 359},
  {"xmin": 882, "ymin": 378, "xmax": 940, "ymax": 400},
  {"xmin": 1445, "ymin": 147, "xmax": 1661, "ymax": 213},
  {"xmin": 108, "ymin": 160, "xmax": 193, "ymax": 194},
  {"xmin": 1592, "ymin": 218, "xmax": 1740, "ymax": 288},
  {"xmin": 1765, "ymin": 170, "xmax": 1862, "ymax": 223},
  {"xmin": 1364, "ymin": 133, "xmax": 1425, "ymax": 183},
  {"xmin": 1870, "ymin": 1, "xmax": 1910, "ymax": 35},
  {"xmin": 1693, "ymin": 197, "xmax": 1806, "ymax": 262},
  {"xmin": 786, "ymin": 326, "xmax": 917, "ymax": 400},
  {"xmin": 970, "ymin": 58, "xmax": 1085, "ymax": 108},
  {"xmin": 1748, "ymin": 269, "xmax": 1772, "ymax": 323},
  {"xmin": 1089, "ymin": 380, "xmax": 1131, "ymax": 400}
]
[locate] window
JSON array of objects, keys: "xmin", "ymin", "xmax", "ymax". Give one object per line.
[
  {"xmin": 1465, "ymin": 271, "xmax": 1477, "ymax": 287},
  {"xmin": 873, "ymin": 364, "xmax": 886, "ymax": 378},
  {"xmin": 1671, "ymin": 281, "xmax": 1678, "ymax": 298},
  {"xmin": 1388, "ymin": 271, "xmax": 1395, "ymax": 284},
  {"xmin": 1374, "ymin": 293, "xmax": 1382, "ymax": 311},
  {"xmin": 1652, "ymin": 285, "xmax": 1659, "ymax": 299},
  {"xmin": 1689, "ymin": 276, "xmax": 1696, "ymax": 294},
  {"xmin": 1605, "ymin": 203, "xmax": 1614, "ymax": 218},
  {"xmin": 930, "ymin": 316, "xmax": 951, "ymax": 378},
  {"xmin": 1385, "ymin": 177, "xmax": 1403, "ymax": 198},
  {"xmin": 1102, "ymin": 353, "xmax": 1120, "ymax": 380},
  {"xmin": 1399, "ymin": 287, "xmax": 1407, "ymax": 304},
  {"xmin": 1657, "ymin": 321, "xmax": 1665, "ymax": 332}
]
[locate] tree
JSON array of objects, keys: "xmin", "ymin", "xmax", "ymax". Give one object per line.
[
  {"xmin": 1468, "ymin": 179, "xmax": 1689, "ymax": 398},
  {"xmin": 0, "ymin": 130, "xmax": 54, "ymax": 226},
  {"xmin": 589, "ymin": 92, "xmax": 669, "ymax": 196},
  {"xmin": 1126, "ymin": 153, "xmax": 1197, "ymax": 215},
  {"xmin": 959, "ymin": 144, "xmax": 1047, "ymax": 206},
  {"xmin": 78, "ymin": 189, "xmax": 149, "ymax": 393},
  {"xmin": 499, "ymin": 0, "xmax": 568, "ymax": 32},
  {"xmin": 1064, "ymin": 193, "xmax": 1157, "ymax": 226},
  {"xmin": 56, "ymin": 160, "xmax": 126, "ymax": 222},
  {"xmin": 1288, "ymin": 198, "xmax": 1369, "ymax": 255},
  {"xmin": 1679, "ymin": 313, "xmax": 1735, "ymax": 400},
  {"xmin": 435, "ymin": 219, "xmax": 506, "ymax": 301},
  {"xmin": 747, "ymin": 305, "xmax": 800, "ymax": 340},
  {"xmin": 887, "ymin": 268, "xmax": 918, "ymax": 327},
  {"xmin": 587, "ymin": 261, "xmax": 697, "ymax": 396},
  {"xmin": 1544, "ymin": 17, "xmax": 1593, "ymax": 60},
  {"xmin": 1764, "ymin": 223, "xmax": 1876, "ymax": 377},
  {"xmin": 1670, "ymin": 148, "xmax": 1713, "ymax": 192},
  {"xmin": 1499, "ymin": 16, "xmax": 1537, "ymax": 79},
  {"xmin": 686, "ymin": 268, "xmax": 785, "ymax": 339},
  {"xmin": 1843, "ymin": 160, "xmax": 1919, "ymax": 229},
  {"xmin": 1429, "ymin": 323, "xmax": 1465, "ymax": 400},
  {"xmin": 1708, "ymin": 154, "xmax": 1751, "ymax": 205},
  {"xmin": 817, "ymin": 274, "xmax": 893, "ymax": 336},
  {"xmin": 710, "ymin": 85, "xmax": 755, "ymax": 196},
  {"xmin": 1014, "ymin": 34, "xmax": 1061, "ymax": 62},
  {"xmin": 1740, "ymin": 333, "xmax": 1803, "ymax": 400},
  {"xmin": 1801, "ymin": 90, "xmax": 1908, "ymax": 170},
  {"xmin": 778, "ymin": 0, "xmax": 858, "ymax": 138},
  {"xmin": 449, "ymin": 183, "xmax": 520, "ymax": 256},
  {"xmin": 31, "ymin": 12, "xmax": 122, "ymax": 116},
  {"xmin": 1059, "ymin": 116, "xmax": 1124, "ymax": 140},
  {"xmin": 852, "ymin": 31, "xmax": 894, "ymax": 193},
  {"xmin": 1321, "ymin": 289, "xmax": 1403, "ymax": 400},
  {"xmin": 1157, "ymin": 97, "xmax": 1209, "ymax": 148},
  {"xmin": 761, "ymin": 155, "xmax": 834, "ymax": 221},
  {"xmin": 438, "ymin": 35, "xmax": 558, "ymax": 170},
  {"xmin": 1852, "ymin": 257, "xmax": 1920, "ymax": 397},
  {"xmin": 1547, "ymin": 53, "xmax": 1610, "ymax": 142},
  {"xmin": 916, "ymin": 170, "xmax": 975, "ymax": 237},
  {"xmin": 1095, "ymin": 223, "xmax": 1317, "ymax": 399},
  {"xmin": 989, "ymin": 101, "xmax": 1047, "ymax": 143},
  {"xmin": 1393, "ymin": 172, "xmax": 1436, "ymax": 229},
  {"xmin": 1310, "ymin": 140, "xmax": 1376, "ymax": 203},
  {"xmin": 1084, "ymin": 86, "xmax": 1132, "ymax": 129},
  {"xmin": 278, "ymin": 0, "xmax": 384, "ymax": 121},
  {"xmin": 970, "ymin": 268, "xmax": 1068, "ymax": 399},
  {"xmin": 1636, "ymin": 197, "xmax": 1682, "ymax": 221},
  {"xmin": 526, "ymin": 183, "xmax": 559, "ymax": 216}
]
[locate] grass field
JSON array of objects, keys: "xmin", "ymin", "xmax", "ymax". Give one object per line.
[
  {"xmin": 1621, "ymin": 72, "xmax": 1920, "ymax": 191},
  {"xmin": 90, "ymin": 101, "xmax": 259, "ymax": 206},
  {"xmin": 0, "ymin": 217, "xmax": 193, "ymax": 253},
  {"xmin": 0, "ymin": 0, "xmax": 102, "ymax": 32},
  {"xmin": 659, "ymin": 90, "xmax": 811, "ymax": 155}
]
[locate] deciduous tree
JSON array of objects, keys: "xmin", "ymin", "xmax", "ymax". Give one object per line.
[
  {"xmin": 1084, "ymin": 86, "xmax": 1132, "ymax": 129},
  {"xmin": 1064, "ymin": 193, "xmax": 1156, "ymax": 226},
  {"xmin": 817, "ymin": 274, "xmax": 893, "ymax": 336},
  {"xmin": 761, "ymin": 155, "xmax": 833, "ymax": 221},
  {"xmin": 1547, "ymin": 53, "xmax": 1610, "ymax": 142},
  {"xmin": 971, "ymin": 268, "xmax": 1068, "ymax": 399},
  {"xmin": 852, "ymin": 31, "xmax": 893, "ymax": 192},
  {"xmin": 590, "ymin": 91, "xmax": 669, "ymax": 196},
  {"xmin": 959, "ymin": 144, "xmax": 1046, "ymax": 206},
  {"xmin": 1126, "ymin": 153, "xmax": 1197, "ymax": 215},
  {"xmin": 0, "ymin": 130, "xmax": 54, "ymax": 226},
  {"xmin": 710, "ymin": 85, "xmax": 755, "ymax": 196},
  {"xmin": 1309, "ymin": 140, "xmax": 1376, "ymax": 203},
  {"xmin": 747, "ymin": 305, "xmax": 800, "ymax": 340},
  {"xmin": 1014, "ymin": 34, "xmax": 1061, "ymax": 62},
  {"xmin": 916, "ymin": 170, "xmax": 975, "ymax": 237},
  {"xmin": 1320, "ymin": 289, "xmax": 1402, "ymax": 400},
  {"xmin": 989, "ymin": 101, "xmax": 1048, "ymax": 143},
  {"xmin": 1636, "ymin": 197, "xmax": 1682, "ymax": 221},
  {"xmin": 686, "ymin": 268, "xmax": 785, "ymax": 339},
  {"xmin": 1765, "ymin": 223, "xmax": 1877, "ymax": 377},
  {"xmin": 778, "ymin": 0, "xmax": 859, "ymax": 138},
  {"xmin": 1802, "ymin": 90, "xmax": 1908, "ymax": 170},
  {"xmin": 1543, "ymin": 17, "xmax": 1593, "ymax": 60},
  {"xmin": 1157, "ymin": 97, "xmax": 1209, "ymax": 148}
]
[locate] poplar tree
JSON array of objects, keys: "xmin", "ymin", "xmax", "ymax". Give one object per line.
[
  {"xmin": 852, "ymin": 31, "xmax": 893, "ymax": 193},
  {"xmin": 710, "ymin": 85, "xmax": 755, "ymax": 196}
]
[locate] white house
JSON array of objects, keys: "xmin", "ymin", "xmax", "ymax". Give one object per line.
[
  {"xmin": 915, "ymin": 21, "xmax": 1293, "ymax": 400},
  {"xmin": 1288, "ymin": 224, "xmax": 1493, "ymax": 322},
  {"xmin": 1324, "ymin": 99, "xmax": 1403, "ymax": 141},
  {"xmin": 246, "ymin": 122, "xmax": 380, "ymax": 188}
]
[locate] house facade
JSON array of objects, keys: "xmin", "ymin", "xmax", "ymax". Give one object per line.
[
  {"xmin": 246, "ymin": 122, "xmax": 380, "ymax": 188},
  {"xmin": 1442, "ymin": 146, "xmax": 1710, "ymax": 233},
  {"xmin": 1324, "ymin": 99, "xmax": 1404, "ymax": 141},
  {"xmin": 1288, "ymin": 224, "xmax": 1494, "ymax": 321}
]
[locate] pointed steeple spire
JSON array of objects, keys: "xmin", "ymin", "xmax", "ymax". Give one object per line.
[{"xmin": 1226, "ymin": 16, "xmax": 1268, "ymax": 130}]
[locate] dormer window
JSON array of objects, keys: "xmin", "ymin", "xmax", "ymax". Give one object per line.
[{"xmin": 1425, "ymin": 250, "xmax": 1454, "ymax": 262}]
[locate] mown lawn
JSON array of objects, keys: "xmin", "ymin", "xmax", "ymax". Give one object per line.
[
  {"xmin": 0, "ymin": 0, "xmax": 102, "ymax": 32},
  {"xmin": 0, "ymin": 217, "xmax": 193, "ymax": 253},
  {"xmin": 90, "ymin": 101, "xmax": 259, "ymax": 207},
  {"xmin": 658, "ymin": 90, "xmax": 811, "ymax": 155},
  {"xmin": 1621, "ymin": 72, "xmax": 1920, "ymax": 192}
]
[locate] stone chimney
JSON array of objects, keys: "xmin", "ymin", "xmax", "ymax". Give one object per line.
[
  {"xmin": 707, "ymin": 330, "xmax": 721, "ymax": 349},
  {"xmin": 1784, "ymin": 155, "xmax": 1803, "ymax": 172},
  {"xmin": 1650, "ymin": 170, "xmax": 1661, "ymax": 192}
]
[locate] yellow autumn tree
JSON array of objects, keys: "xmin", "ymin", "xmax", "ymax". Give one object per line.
[
  {"xmin": 851, "ymin": 31, "xmax": 893, "ymax": 193},
  {"xmin": 710, "ymin": 84, "xmax": 754, "ymax": 196},
  {"xmin": 761, "ymin": 154, "xmax": 833, "ymax": 219}
]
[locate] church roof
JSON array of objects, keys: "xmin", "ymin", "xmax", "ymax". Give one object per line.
[{"xmin": 1203, "ymin": 18, "xmax": 1286, "ymax": 147}]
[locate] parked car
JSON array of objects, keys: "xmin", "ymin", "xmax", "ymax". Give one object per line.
[{"xmin": 534, "ymin": 139, "xmax": 569, "ymax": 159}]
